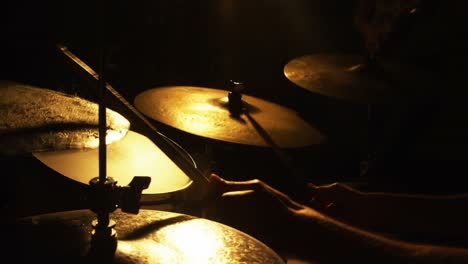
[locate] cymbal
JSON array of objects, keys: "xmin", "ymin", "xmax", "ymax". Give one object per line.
[
  {"xmin": 134, "ymin": 86, "xmax": 323, "ymax": 148},
  {"xmin": 12, "ymin": 209, "xmax": 285, "ymax": 263},
  {"xmin": 0, "ymin": 81, "xmax": 130, "ymax": 155},
  {"xmin": 34, "ymin": 130, "xmax": 193, "ymax": 196},
  {"xmin": 284, "ymin": 53, "xmax": 436, "ymax": 104}
]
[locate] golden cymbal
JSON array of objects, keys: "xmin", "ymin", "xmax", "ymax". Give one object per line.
[
  {"xmin": 134, "ymin": 86, "xmax": 323, "ymax": 148},
  {"xmin": 33, "ymin": 130, "xmax": 193, "ymax": 196},
  {"xmin": 12, "ymin": 209, "xmax": 285, "ymax": 263},
  {"xmin": 284, "ymin": 53, "xmax": 436, "ymax": 104},
  {"xmin": 0, "ymin": 81, "xmax": 130, "ymax": 155}
]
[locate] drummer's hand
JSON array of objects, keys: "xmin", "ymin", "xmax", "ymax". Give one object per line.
[{"xmin": 202, "ymin": 174, "xmax": 316, "ymax": 249}]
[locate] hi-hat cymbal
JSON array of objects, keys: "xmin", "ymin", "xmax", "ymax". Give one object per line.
[
  {"xmin": 284, "ymin": 53, "xmax": 437, "ymax": 104},
  {"xmin": 0, "ymin": 81, "xmax": 130, "ymax": 155},
  {"xmin": 33, "ymin": 130, "xmax": 193, "ymax": 197},
  {"xmin": 12, "ymin": 209, "xmax": 285, "ymax": 263},
  {"xmin": 134, "ymin": 86, "xmax": 323, "ymax": 148}
]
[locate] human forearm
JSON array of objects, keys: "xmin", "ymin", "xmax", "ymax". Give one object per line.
[
  {"xmin": 312, "ymin": 183, "xmax": 468, "ymax": 240},
  {"xmin": 356, "ymin": 192, "xmax": 468, "ymax": 240},
  {"xmin": 289, "ymin": 207, "xmax": 468, "ymax": 264}
]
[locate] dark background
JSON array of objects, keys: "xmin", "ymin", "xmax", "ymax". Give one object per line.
[{"xmin": 2, "ymin": 0, "xmax": 468, "ymax": 217}]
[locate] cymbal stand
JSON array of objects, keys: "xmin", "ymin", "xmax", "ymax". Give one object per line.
[
  {"xmin": 361, "ymin": 55, "xmax": 385, "ymax": 179},
  {"xmin": 86, "ymin": 5, "xmax": 151, "ymax": 259},
  {"xmin": 56, "ymin": 44, "xmax": 212, "ymax": 214},
  {"xmin": 358, "ymin": 1, "xmax": 424, "ymax": 179}
]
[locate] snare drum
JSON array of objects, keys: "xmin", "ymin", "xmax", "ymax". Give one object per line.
[{"xmin": 33, "ymin": 130, "xmax": 194, "ymax": 210}]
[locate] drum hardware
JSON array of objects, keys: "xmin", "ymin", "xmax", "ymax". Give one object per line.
[
  {"xmin": 227, "ymin": 79, "xmax": 245, "ymax": 117},
  {"xmin": 133, "ymin": 80, "xmax": 325, "ymax": 203},
  {"xmin": 284, "ymin": 52, "xmax": 439, "ymax": 179},
  {"xmin": 56, "ymin": 44, "xmax": 212, "ymax": 205},
  {"xmin": 33, "ymin": 130, "xmax": 193, "ymax": 204},
  {"xmin": 5, "ymin": 68, "xmax": 284, "ymax": 261},
  {"xmin": 85, "ymin": 175, "xmax": 151, "ymax": 258},
  {"xmin": 57, "ymin": 43, "xmax": 325, "ymax": 204},
  {"xmin": 133, "ymin": 85, "xmax": 323, "ymax": 149},
  {"xmin": 11, "ymin": 209, "xmax": 286, "ymax": 263},
  {"xmin": 229, "ymin": 79, "xmax": 316, "ymax": 201},
  {"xmin": 85, "ymin": 26, "xmax": 153, "ymax": 257},
  {"xmin": 282, "ymin": 1, "xmax": 430, "ymax": 180},
  {"xmin": 0, "ymin": 81, "xmax": 194, "ymax": 216},
  {"xmin": 283, "ymin": 53, "xmax": 436, "ymax": 105}
]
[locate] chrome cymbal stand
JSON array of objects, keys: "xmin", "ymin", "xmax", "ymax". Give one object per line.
[{"xmin": 85, "ymin": 3, "xmax": 151, "ymax": 260}]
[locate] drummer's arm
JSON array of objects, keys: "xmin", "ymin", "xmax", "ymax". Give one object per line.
[
  {"xmin": 355, "ymin": 191, "xmax": 468, "ymax": 238},
  {"xmin": 310, "ymin": 183, "xmax": 468, "ymax": 242},
  {"xmin": 290, "ymin": 206, "xmax": 468, "ymax": 264}
]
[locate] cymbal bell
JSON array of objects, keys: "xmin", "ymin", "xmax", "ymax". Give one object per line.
[
  {"xmin": 134, "ymin": 86, "xmax": 324, "ymax": 148},
  {"xmin": 284, "ymin": 53, "xmax": 437, "ymax": 104},
  {"xmin": 0, "ymin": 81, "xmax": 130, "ymax": 155}
]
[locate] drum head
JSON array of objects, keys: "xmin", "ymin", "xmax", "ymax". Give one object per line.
[{"xmin": 33, "ymin": 131, "xmax": 193, "ymax": 199}]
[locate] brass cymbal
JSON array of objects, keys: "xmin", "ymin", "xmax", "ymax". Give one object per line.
[
  {"xmin": 33, "ymin": 130, "xmax": 193, "ymax": 196},
  {"xmin": 134, "ymin": 86, "xmax": 324, "ymax": 148},
  {"xmin": 0, "ymin": 81, "xmax": 130, "ymax": 155},
  {"xmin": 284, "ymin": 53, "xmax": 436, "ymax": 104},
  {"xmin": 12, "ymin": 209, "xmax": 285, "ymax": 263}
]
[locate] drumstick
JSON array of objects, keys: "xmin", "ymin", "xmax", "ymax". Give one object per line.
[
  {"xmin": 243, "ymin": 111, "xmax": 312, "ymax": 203},
  {"xmin": 56, "ymin": 44, "xmax": 211, "ymax": 191},
  {"xmin": 56, "ymin": 44, "xmax": 313, "ymax": 207}
]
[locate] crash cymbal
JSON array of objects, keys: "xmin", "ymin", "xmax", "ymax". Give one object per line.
[
  {"xmin": 0, "ymin": 81, "xmax": 130, "ymax": 155},
  {"xmin": 134, "ymin": 86, "xmax": 323, "ymax": 148},
  {"xmin": 33, "ymin": 130, "xmax": 193, "ymax": 197},
  {"xmin": 11, "ymin": 209, "xmax": 285, "ymax": 263},
  {"xmin": 284, "ymin": 53, "xmax": 436, "ymax": 104}
]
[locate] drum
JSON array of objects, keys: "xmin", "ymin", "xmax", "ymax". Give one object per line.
[
  {"xmin": 0, "ymin": 82, "xmax": 194, "ymax": 217},
  {"xmin": 33, "ymin": 130, "xmax": 194, "ymax": 207},
  {"xmin": 9, "ymin": 209, "xmax": 286, "ymax": 263}
]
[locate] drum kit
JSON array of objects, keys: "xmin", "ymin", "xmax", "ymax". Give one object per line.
[{"xmin": 3, "ymin": 32, "xmax": 435, "ymax": 261}]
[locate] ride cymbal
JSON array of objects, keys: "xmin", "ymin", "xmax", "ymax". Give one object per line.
[
  {"xmin": 284, "ymin": 53, "xmax": 437, "ymax": 104},
  {"xmin": 134, "ymin": 86, "xmax": 323, "ymax": 148}
]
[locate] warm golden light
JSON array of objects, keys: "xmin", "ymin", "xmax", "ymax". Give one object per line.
[
  {"xmin": 114, "ymin": 215, "xmax": 284, "ymax": 263},
  {"xmin": 116, "ymin": 220, "xmax": 226, "ymax": 263},
  {"xmin": 0, "ymin": 81, "xmax": 132, "ymax": 155},
  {"xmin": 346, "ymin": 64, "xmax": 365, "ymax": 72},
  {"xmin": 16, "ymin": 209, "xmax": 285, "ymax": 263},
  {"xmin": 33, "ymin": 131, "xmax": 192, "ymax": 194},
  {"xmin": 119, "ymin": 239, "xmax": 178, "ymax": 263},
  {"xmin": 85, "ymin": 128, "xmax": 128, "ymax": 149},
  {"xmin": 161, "ymin": 220, "xmax": 224, "ymax": 263},
  {"xmin": 134, "ymin": 86, "xmax": 323, "ymax": 148}
]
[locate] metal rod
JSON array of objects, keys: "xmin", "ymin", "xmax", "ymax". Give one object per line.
[
  {"xmin": 98, "ymin": 44, "xmax": 107, "ymax": 183},
  {"xmin": 97, "ymin": 3, "xmax": 107, "ymax": 183}
]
